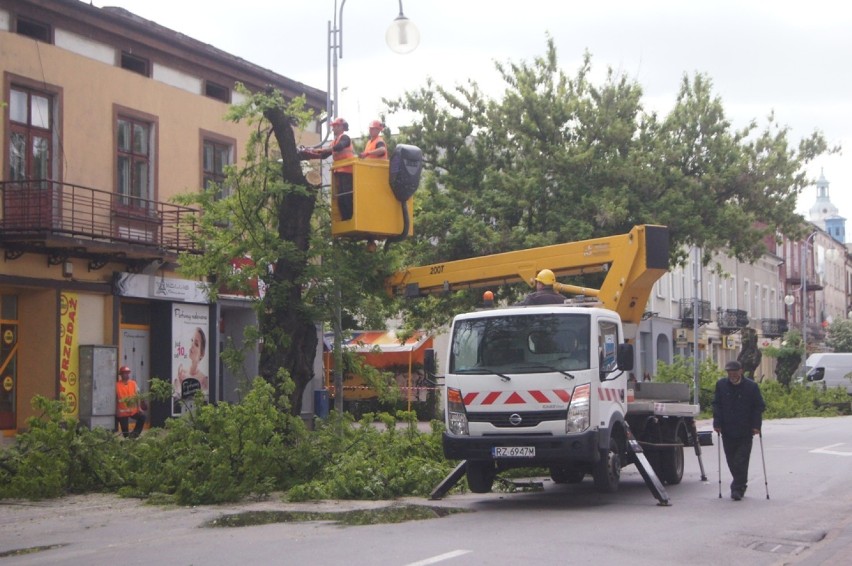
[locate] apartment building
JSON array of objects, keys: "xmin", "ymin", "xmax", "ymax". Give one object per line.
[
  {"xmin": 636, "ymin": 222, "xmax": 850, "ymax": 382},
  {"xmin": 0, "ymin": 0, "xmax": 325, "ymax": 434}
]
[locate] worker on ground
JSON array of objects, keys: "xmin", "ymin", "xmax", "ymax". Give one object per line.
[
  {"xmin": 712, "ymin": 360, "xmax": 765, "ymax": 501},
  {"xmin": 302, "ymin": 117, "xmax": 354, "ymax": 220},
  {"xmin": 359, "ymin": 120, "xmax": 387, "ymax": 159},
  {"xmin": 519, "ymin": 269, "xmax": 565, "ymax": 305},
  {"xmin": 116, "ymin": 366, "xmax": 146, "ymax": 439}
]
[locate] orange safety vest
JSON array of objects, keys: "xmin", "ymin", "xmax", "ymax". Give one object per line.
[
  {"xmin": 363, "ymin": 136, "xmax": 387, "ymax": 159},
  {"xmin": 332, "ymin": 133, "xmax": 354, "ymax": 173},
  {"xmin": 116, "ymin": 379, "xmax": 139, "ymax": 417}
]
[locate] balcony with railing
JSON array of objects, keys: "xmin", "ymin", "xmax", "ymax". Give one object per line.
[
  {"xmin": 679, "ymin": 299, "xmax": 712, "ymax": 326},
  {"xmin": 718, "ymin": 308, "xmax": 750, "ymax": 332},
  {"xmin": 761, "ymin": 318, "xmax": 788, "ymax": 338},
  {"xmin": 0, "ymin": 180, "xmax": 202, "ymax": 266}
]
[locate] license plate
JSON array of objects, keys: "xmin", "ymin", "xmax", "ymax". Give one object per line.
[{"xmin": 492, "ymin": 446, "xmax": 535, "ymax": 458}]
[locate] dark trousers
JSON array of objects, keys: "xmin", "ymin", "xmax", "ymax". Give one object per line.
[
  {"xmin": 722, "ymin": 434, "xmax": 753, "ymax": 494},
  {"xmin": 117, "ymin": 412, "xmax": 146, "ymax": 438},
  {"xmin": 335, "ymin": 173, "xmax": 353, "ymax": 220}
]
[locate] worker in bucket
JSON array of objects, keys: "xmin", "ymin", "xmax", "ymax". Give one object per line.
[
  {"xmin": 712, "ymin": 360, "xmax": 765, "ymax": 501},
  {"xmin": 519, "ymin": 269, "xmax": 565, "ymax": 305},
  {"xmin": 300, "ymin": 117, "xmax": 355, "ymax": 220},
  {"xmin": 359, "ymin": 120, "xmax": 387, "ymax": 159}
]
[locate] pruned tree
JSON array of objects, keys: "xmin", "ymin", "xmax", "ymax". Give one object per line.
[{"xmin": 177, "ymin": 88, "xmax": 395, "ymax": 415}]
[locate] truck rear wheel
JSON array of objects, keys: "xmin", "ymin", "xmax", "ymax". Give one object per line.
[
  {"xmin": 593, "ymin": 437, "xmax": 621, "ymax": 493},
  {"xmin": 658, "ymin": 420, "xmax": 686, "ymax": 485},
  {"xmin": 466, "ymin": 461, "xmax": 496, "ymax": 493}
]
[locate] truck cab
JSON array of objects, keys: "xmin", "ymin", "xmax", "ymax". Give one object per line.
[{"xmin": 442, "ymin": 303, "xmax": 634, "ymax": 493}]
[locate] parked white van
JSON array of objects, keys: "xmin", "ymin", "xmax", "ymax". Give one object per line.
[{"xmin": 805, "ymin": 353, "xmax": 852, "ymax": 395}]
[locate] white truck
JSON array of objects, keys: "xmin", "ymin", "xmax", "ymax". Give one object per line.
[
  {"xmin": 441, "ymin": 302, "xmax": 700, "ymax": 495},
  {"xmin": 388, "ymin": 225, "xmax": 706, "ymax": 500}
]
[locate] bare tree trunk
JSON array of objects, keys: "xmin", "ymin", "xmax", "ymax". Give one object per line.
[{"xmin": 257, "ymin": 102, "xmax": 319, "ymax": 415}]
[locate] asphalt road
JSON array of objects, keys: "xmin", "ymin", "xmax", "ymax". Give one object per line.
[{"xmin": 1, "ymin": 416, "xmax": 850, "ymax": 565}]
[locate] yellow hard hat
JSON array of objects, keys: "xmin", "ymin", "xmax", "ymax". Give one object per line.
[{"xmin": 535, "ymin": 269, "xmax": 556, "ymax": 286}]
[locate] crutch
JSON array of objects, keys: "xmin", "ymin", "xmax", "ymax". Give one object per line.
[
  {"xmin": 758, "ymin": 431, "xmax": 770, "ymax": 500},
  {"xmin": 716, "ymin": 432, "xmax": 722, "ymax": 498}
]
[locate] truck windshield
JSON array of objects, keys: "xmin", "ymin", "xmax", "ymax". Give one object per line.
[{"xmin": 450, "ymin": 313, "xmax": 591, "ymax": 374}]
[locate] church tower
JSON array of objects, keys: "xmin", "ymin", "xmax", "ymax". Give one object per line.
[{"xmin": 809, "ymin": 170, "xmax": 846, "ymax": 243}]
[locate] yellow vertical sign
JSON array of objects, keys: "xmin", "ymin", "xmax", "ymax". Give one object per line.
[{"xmin": 60, "ymin": 292, "xmax": 80, "ymax": 418}]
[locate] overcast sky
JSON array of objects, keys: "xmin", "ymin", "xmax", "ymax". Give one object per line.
[{"xmin": 92, "ymin": 0, "xmax": 851, "ymax": 230}]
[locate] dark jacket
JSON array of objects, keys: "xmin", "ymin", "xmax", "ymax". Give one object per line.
[
  {"xmin": 519, "ymin": 289, "xmax": 565, "ymax": 305},
  {"xmin": 712, "ymin": 377, "xmax": 765, "ymax": 438}
]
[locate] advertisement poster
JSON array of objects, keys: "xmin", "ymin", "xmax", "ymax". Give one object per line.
[
  {"xmin": 59, "ymin": 292, "xmax": 79, "ymax": 418},
  {"xmin": 171, "ymin": 304, "xmax": 210, "ymax": 416}
]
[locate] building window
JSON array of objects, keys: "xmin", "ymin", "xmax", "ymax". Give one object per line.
[
  {"xmin": 8, "ymin": 86, "xmax": 53, "ymax": 182},
  {"xmin": 116, "ymin": 116, "xmax": 154, "ymax": 208},
  {"xmin": 204, "ymin": 81, "xmax": 230, "ymax": 103},
  {"xmin": 202, "ymin": 137, "xmax": 233, "ymax": 199},
  {"xmin": 121, "ymin": 52, "xmax": 150, "ymax": 77},
  {"xmin": 16, "ymin": 18, "xmax": 51, "ymax": 42}
]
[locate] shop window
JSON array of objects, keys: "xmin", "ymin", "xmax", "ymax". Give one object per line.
[{"xmin": 120, "ymin": 302, "xmax": 150, "ymax": 325}]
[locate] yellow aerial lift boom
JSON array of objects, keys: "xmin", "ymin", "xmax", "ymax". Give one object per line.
[{"xmin": 386, "ymin": 224, "xmax": 670, "ymax": 334}]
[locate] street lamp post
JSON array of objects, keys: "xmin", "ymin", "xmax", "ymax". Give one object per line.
[
  {"xmin": 800, "ymin": 231, "xmax": 818, "ymax": 373},
  {"xmin": 327, "ymin": 1, "xmax": 418, "ymax": 415},
  {"xmin": 326, "ymin": 0, "xmax": 419, "ymax": 136}
]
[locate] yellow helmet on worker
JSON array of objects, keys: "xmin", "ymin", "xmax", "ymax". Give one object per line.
[{"xmin": 535, "ymin": 269, "xmax": 556, "ymax": 286}]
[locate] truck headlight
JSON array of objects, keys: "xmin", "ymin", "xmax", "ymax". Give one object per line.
[
  {"xmin": 566, "ymin": 383, "xmax": 590, "ymax": 433},
  {"xmin": 446, "ymin": 387, "xmax": 469, "ymax": 435}
]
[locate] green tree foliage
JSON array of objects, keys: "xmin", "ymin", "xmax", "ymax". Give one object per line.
[
  {"xmin": 763, "ymin": 329, "xmax": 804, "ymax": 387},
  {"xmin": 286, "ymin": 412, "xmax": 451, "ymax": 501},
  {"xmin": 654, "ymin": 356, "xmax": 720, "ymax": 413},
  {"xmin": 825, "ymin": 319, "xmax": 852, "ymax": 352},
  {"xmin": 384, "ymin": 38, "xmax": 834, "ymax": 326},
  {"xmin": 175, "ymin": 87, "xmax": 398, "ymax": 414},
  {"xmin": 3, "ymin": 378, "xmax": 846, "ymax": 503},
  {"xmin": 760, "ymin": 381, "xmax": 850, "ymax": 419},
  {"xmin": 0, "ymin": 397, "xmax": 125, "ymax": 499}
]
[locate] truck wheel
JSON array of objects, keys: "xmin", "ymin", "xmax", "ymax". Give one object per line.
[
  {"xmin": 550, "ymin": 467, "xmax": 585, "ymax": 484},
  {"xmin": 658, "ymin": 421, "xmax": 686, "ymax": 485},
  {"xmin": 593, "ymin": 437, "xmax": 621, "ymax": 493},
  {"xmin": 466, "ymin": 461, "xmax": 496, "ymax": 493}
]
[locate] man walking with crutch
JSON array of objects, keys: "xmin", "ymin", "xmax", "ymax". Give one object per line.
[{"xmin": 713, "ymin": 360, "xmax": 766, "ymax": 501}]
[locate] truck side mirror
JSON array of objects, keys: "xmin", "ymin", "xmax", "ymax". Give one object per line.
[
  {"xmin": 617, "ymin": 343, "xmax": 634, "ymax": 372},
  {"xmin": 807, "ymin": 367, "xmax": 824, "ymax": 382}
]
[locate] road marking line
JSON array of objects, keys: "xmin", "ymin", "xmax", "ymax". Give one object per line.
[
  {"xmin": 404, "ymin": 549, "xmax": 472, "ymax": 566},
  {"xmin": 810, "ymin": 443, "xmax": 852, "ymax": 456}
]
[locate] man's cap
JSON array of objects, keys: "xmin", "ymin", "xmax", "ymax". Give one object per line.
[
  {"xmin": 724, "ymin": 360, "xmax": 742, "ymax": 371},
  {"xmin": 119, "ymin": 365, "xmax": 131, "ymax": 374}
]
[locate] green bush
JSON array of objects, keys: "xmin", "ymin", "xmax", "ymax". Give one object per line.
[
  {"xmin": 124, "ymin": 377, "xmax": 306, "ymax": 505},
  {"xmin": 654, "ymin": 356, "xmax": 719, "ymax": 414},
  {"xmin": 3, "ymin": 370, "xmax": 846, "ymax": 504},
  {"xmin": 0, "ymin": 396, "xmax": 126, "ymax": 499},
  {"xmin": 761, "ymin": 381, "xmax": 850, "ymax": 419},
  {"xmin": 286, "ymin": 411, "xmax": 451, "ymax": 502}
]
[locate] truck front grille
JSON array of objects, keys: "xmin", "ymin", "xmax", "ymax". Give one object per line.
[{"xmin": 467, "ymin": 410, "xmax": 567, "ymax": 428}]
